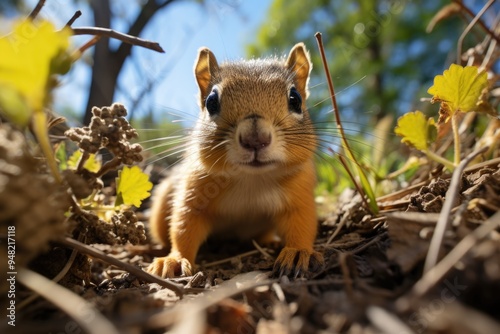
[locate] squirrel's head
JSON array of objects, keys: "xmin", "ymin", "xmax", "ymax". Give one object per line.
[{"xmin": 193, "ymin": 43, "xmax": 316, "ymax": 175}]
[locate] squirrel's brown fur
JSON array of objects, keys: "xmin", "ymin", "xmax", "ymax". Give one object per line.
[{"xmin": 147, "ymin": 43, "xmax": 324, "ymax": 278}]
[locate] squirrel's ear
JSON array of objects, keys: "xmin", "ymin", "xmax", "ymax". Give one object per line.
[
  {"xmin": 194, "ymin": 47, "xmax": 220, "ymax": 101},
  {"xmin": 286, "ymin": 43, "xmax": 312, "ymax": 98}
]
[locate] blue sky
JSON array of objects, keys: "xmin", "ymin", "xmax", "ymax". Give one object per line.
[{"xmin": 22, "ymin": 0, "xmax": 272, "ymax": 125}]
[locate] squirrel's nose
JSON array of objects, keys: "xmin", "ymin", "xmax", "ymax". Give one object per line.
[{"xmin": 239, "ymin": 132, "xmax": 271, "ymax": 151}]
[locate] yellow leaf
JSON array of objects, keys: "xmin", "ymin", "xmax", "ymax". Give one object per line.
[
  {"xmin": 115, "ymin": 166, "xmax": 153, "ymax": 207},
  {"xmin": 67, "ymin": 150, "xmax": 102, "ymax": 173},
  {"xmin": 395, "ymin": 111, "xmax": 436, "ymax": 151},
  {"xmin": 427, "ymin": 64, "xmax": 488, "ymax": 118},
  {"xmin": 0, "ymin": 20, "xmax": 72, "ymax": 126},
  {"xmin": 0, "ymin": 87, "xmax": 32, "ymax": 126}
]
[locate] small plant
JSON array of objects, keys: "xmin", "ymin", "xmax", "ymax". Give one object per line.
[{"xmin": 395, "ymin": 64, "xmax": 493, "ymax": 171}]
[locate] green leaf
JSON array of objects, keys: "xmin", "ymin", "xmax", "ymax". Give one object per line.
[
  {"xmin": 115, "ymin": 166, "xmax": 153, "ymax": 207},
  {"xmin": 395, "ymin": 111, "xmax": 436, "ymax": 151}
]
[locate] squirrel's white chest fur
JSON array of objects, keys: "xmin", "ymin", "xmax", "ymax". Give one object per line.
[{"xmin": 213, "ymin": 173, "xmax": 287, "ymax": 238}]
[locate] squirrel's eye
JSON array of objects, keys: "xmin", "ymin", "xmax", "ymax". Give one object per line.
[
  {"xmin": 288, "ymin": 87, "xmax": 302, "ymax": 114},
  {"xmin": 205, "ymin": 88, "xmax": 220, "ymax": 116}
]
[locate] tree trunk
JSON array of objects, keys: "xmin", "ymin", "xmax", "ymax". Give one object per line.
[
  {"xmin": 83, "ymin": 0, "xmax": 176, "ymax": 125},
  {"xmin": 84, "ymin": 0, "xmax": 117, "ymax": 125}
]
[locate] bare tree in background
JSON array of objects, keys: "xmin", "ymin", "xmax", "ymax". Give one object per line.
[{"xmin": 84, "ymin": 0, "xmax": 178, "ymax": 125}]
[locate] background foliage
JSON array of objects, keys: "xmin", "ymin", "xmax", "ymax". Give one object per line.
[{"xmin": 248, "ymin": 0, "xmax": 462, "ymax": 125}]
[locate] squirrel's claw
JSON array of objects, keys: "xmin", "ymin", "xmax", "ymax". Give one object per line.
[
  {"xmin": 272, "ymin": 247, "xmax": 324, "ymax": 279},
  {"xmin": 146, "ymin": 254, "xmax": 193, "ymax": 278}
]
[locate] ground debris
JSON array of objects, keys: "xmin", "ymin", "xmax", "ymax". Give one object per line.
[{"xmin": 10, "ymin": 117, "xmax": 500, "ymax": 334}]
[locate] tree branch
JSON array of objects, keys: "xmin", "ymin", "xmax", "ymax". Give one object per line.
[
  {"xmin": 114, "ymin": 0, "xmax": 175, "ymax": 62},
  {"xmin": 66, "ymin": 10, "xmax": 82, "ymax": 27},
  {"xmin": 28, "ymin": 0, "xmax": 45, "ymax": 20},
  {"xmin": 72, "ymin": 27, "xmax": 165, "ymax": 53}
]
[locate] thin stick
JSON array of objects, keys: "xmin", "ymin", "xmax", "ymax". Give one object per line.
[
  {"xmin": 18, "ymin": 268, "xmax": 120, "ymax": 334},
  {"xmin": 351, "ymin": 234, "xmax": 384, "ymax": 254},
  {"xmin": 337, "ymin": 154, "xmax": 371, "ymax": 210},
  {"xmin": 423, "ymin": 146, "xmax": 488, "ymax": 273},
  {"xmin": 453, "ymin": 0, "xmax": 500, "ymax": 45},
  {"xmin": 147, "ymin": 272, "xmax": 273, "ymax": 329},
  {"xmin": 339, "ymin": 253, "xmax": 354, "ymax": 297},
  {"xmin": 28, "ymin": 0, "xmax": 45, "ymax": 20},
  {"xmin": 326, "ymin": 208, "xmax": 348, "ymax": 245},
  {"xmin": 66, "ymin": 10, "xmax": 82, "ymax": 27},
  {"xmin": 76, "ymin": 150, "xmax": 90, "ymax": 173},
  {"xmin": 251, "ymin": 239, "xmax": 274, "ymax": 259},
  {"xmin": 77, "ymin": 36, "xmax": 102, "ymax": 55},
  {"xmin": 315, "ymin": 32, "xmax": 378, "ymax": 214},
  {"xmin": 367, "ymin": 306, "xmax": 415, "ymax": 334},
  {"xmin": 96, "ymin": 156, "xmax": 121, "ymax": 177},
  {"xmin": 59, "ymin": 237, "xmax": 184, "ymax": 297},
  {"xmin": 456, "ymin": 0, "xmax": 495, "ymax": 64},
  {"xmin": 71, "ymin": 27, "xmax": 164, "ymax": 53},
  {"xmin": 315, "ymin": 32, "xmax": 355, "ymax": 162}
]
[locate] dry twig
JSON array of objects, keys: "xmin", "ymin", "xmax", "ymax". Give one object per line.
[
  {"xmin": 66, "ymin": 10, "xmax": 82, "ymax": 27},
  {"xmin": 367, "ymin": 306, "xmax": 415, "ymax": 334},
  {"xmin": 59, "ymin": 237, "xmax": 184, "ymax": 297},
  {"xmin": 147, "ymin": 272, "xmax": 272, "ymax": 330},
  {"xmin": 28, "ymin": 0, "xmax": 45, "ymax": 20},
  {"xmin": 453, "ymin": 0, "xmax": 500, "ymax": 45},
  {"xmin": 71, "ymin": 27, "xmax": 164, "ymax": 53},
  {"xmin": 457, "ymin": 0, "xmax": 495, "ymax": 64},
  {"xmin": 424, "ymin": 146, "xmax": 488, "ymax": 273}
]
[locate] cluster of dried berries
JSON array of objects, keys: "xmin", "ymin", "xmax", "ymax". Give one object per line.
[
  {"xmin": 0, "ymin": 124, "xmax": 68, "ymax": 276},
  {"xmin": 65, "ymin": 103, "xmax": 143, "ymax": 165},
  {"xmin": 111, "ymin": 211, "xmax": 147, "ymax": 245}
]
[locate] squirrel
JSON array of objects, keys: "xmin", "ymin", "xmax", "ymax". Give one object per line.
[{"xmin": 146, "ymin": 43, "xmax": 324, "ymax": 278}]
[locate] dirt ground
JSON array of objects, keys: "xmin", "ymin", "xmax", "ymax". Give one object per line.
[{"xmin": 3, "ymin": 154, "xmax": 500, "ymax": 334}]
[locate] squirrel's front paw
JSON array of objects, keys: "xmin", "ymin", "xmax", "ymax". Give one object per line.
[
  {"xmin": 273, "ymin": 247, "xmax": 324, "ymax": 278},
  {"xmin": 146, "ymin": 253, "xmax": 193, "ymax": 278}
]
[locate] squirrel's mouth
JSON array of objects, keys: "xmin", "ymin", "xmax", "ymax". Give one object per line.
[{"xmin": 242, "ymin": 159, "xmax": 276, "ymax": 168}]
